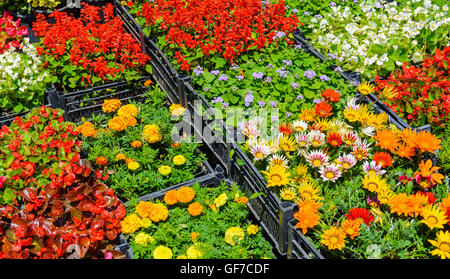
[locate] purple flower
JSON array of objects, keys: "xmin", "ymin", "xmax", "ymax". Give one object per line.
[
  {"xmin": 193, "ymin": 66, "xmax": 204, "ymax": 76},
  {"xmin": 270, "ymin": 101, "xmax": 277, "ymax": 108},
  {"xmin": 222, "ymin": 102, "xmax": 229, "ymax": 109},
  {"xmin": 353, "ymin": 0, "xmax": 358, "ymax": 3},
  {"xmin": 271, "ymin": 115, "xmax": 278, "ymax": 122},
  {"xmin": 328, "ymin": 53, "xmax": 338, "ymax": 59},
  {"xmin": 297, "ymin": 94, "xmax": 304, "ymax": 100},
  {"xmin": 314, "ymin": 14, "xmax": 323, "ymax": 19},
  {"xmin": 335, "ymin": 67, "xmax": 343, "ymax": 73},
  {"xmin": 231, "ymin": 64, "xmax": 240, "ymax": 70},
  {"xmin": 264, "ymin": 76, "xmax": 272, "ymax": 83},
  {"xmin": 291, "ymin": 82, "xmax": 300, "ymax": 89},
  {"xmin": 294, "ymin": 44, "xmax": 302, "ymax": 50},
  {"xmin": 211, "ymin": 97, "xmax": 223, "ymax": 104},
  {"xmin": 204, "ymin": 87, "xmax": 210, "ymax": 92},
  {"xmin": 304, "ymin": 70, "xmax": 316, "ymax": 80},
  {"xmin": 245, "ymin": 92, "xmax": 254, "ymax": 107},
  {"xmin": 292, "ymin": 8, "xmax": 298, "ymax": 13},
  {"xmin": 252, "ymin": 72, "xmax": 264, "ymax": 79},
  {"xmin": 218, "ymin": 74, "xmax": 228, "ymax": 81},
  {"xmin": 304, "ymin": 11, "xmax": 310, "ymax": 15},
  {"xmin": 375, "ymin": 1, "xmax": 383, "ymax": 9},
  {"xmin": 276, "ymin": 68, "xmax": 289, "ymax": 78},
  {"xmin": 330, "ymin": 1, "xmax": 336, "ymax": 6},
  {"xmin": 313, "ymin": 99, "xmax": 324, "ymax": 104},
  {"xmin": 236, "ymin": 75, "xmax": 245, "ymax": 80},
  {"xmin": 286, "ymin": 112, "xmax": 292, "ymax": 118},
  {"xmin": 319, "ymin": 75, "xmax": 330, "ymax": 82},
  {"xmin": 267, "ymin": 63, "xmax": 274, "ymax": 68},
  {"xmin": 273, "ymin": 31, "xmax": 286, "ymax": 40},
  {"xmin": 258, "ymin": 100, "xmax": 266, "ymax": 107},
  {"xmin": 210, "ymin": 70, "xmax": 220, "ymax": 75},
  {"xmin": 282, "ymin": 59, "xmax": 292, "ymax": 66}
]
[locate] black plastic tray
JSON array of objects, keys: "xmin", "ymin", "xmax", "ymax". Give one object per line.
[{"xmin": 287, "ymin": 219, "xmax": 324, "ymax": 259}]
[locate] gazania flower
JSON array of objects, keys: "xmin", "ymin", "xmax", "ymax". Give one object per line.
[
  {"xmin": 278, "ymin": 135, "xmax": 297, "ymax": 152},
  {"xmin": 337, "ymin": 154, "xmax": 357, "ymax": 170},
  {"xmin": 372, "ymin": 152, "xmax": 393, "ymax": 168},
  {"xmin": 292, "ymin": 120, "xmax": 308, "ymax": 133},
  {"xmin": 380, "ymin": 85, "xmax": 398, "ymax": 99},
  {"xmin": 341, "ymin": 219, "xmax": 362, "ymax": 240},
  {"xmin": 268, "ymin": 154, "xmax": 289, "ymax": 167},
  {"xmin": 312, "ymin": 117, "xmax": 331, "ymax": 132},
  {"xmin": 305, "ymin": 150, "xmax": 329, "ymax": 168},
  {"xmin": 355, "ymin": 103, "xmax": 371, "ymax": 125},
  {"xmin": 362, "ymin": 174, "xmax": 389, "ymax": 193},
  {"xmin": 320, "ymin": 164, "xmax": 342, "ymax": 182},
  {"xmin": 238, "ymin": 120, "xmax": 260, "ymax": 139},
  {"xmin": 439, "ymin": 196, "xmax": 450, "ymax": 222},
  {"xmin": 327, "ymin": 132, "xmax": 342, "ymax": 147},
  {"xmin": 250, "ymin": 142, "xmax": 272, "ymax": 160},
  {"xmin": 377, "ymin": 189, "xmax": 395, "ymax": 205},
  {"xmin": 415, "ymin": 131, "xmax": 441, "ymax": 153},
  {"xmin": 346, "ymin": 208, "xmax": 374, "ymax": 225},
  {"xmin": 428, "ymin": 231, "xmax": 450, "ymax": 259},
  {"xmin": 389, "ymin": 193, "xmax": 428, "ymax": 217},
  {"xmin": 143, "ymin": 124, "xmax": 162, "ymax": 143},
  {"xmin": 357, "ymin": 81, "xmax": 375, "ymax": 96},
  {"xmin": 299, "ymin": 108, "xmax": 316, "ymax": 122},
  {"xmin": 297, "ymin": 181, "xmax": 321, "ymax": 202},
  {"xmin": 366, "ymin": 194, "xmax": 381, "ymax": 208},
  {"xmin": 352, "ymin": 139, "xmax": 371, "ymax": 161},
  {"xmin": 415, "ymin": 159, "xmax": 444, "ymax": 186},
  {"xmin": 398, "ymin": 175, "xmax": 413, "ymax": 185},
  {"xmin": 308, "ymin": 130, "xmax": 326, "ymax": 148},
  {"xmin": 420, "ymin": 205, "xmax": 448, "ymax": 230},
  {"xmin": 368, "ymin": 112, "xmax": 388, "ymax": 130},
  {"xmin": 417, "ymin": 191, "xmax": 437, "ymax": 204},
  {"xmin": 374, "ymin": 128, "xmax": 399, "ymax": 154},
  {"xmin": 315, "ymin": 101, "xmax": 333, "ymax": 117},
  {"xmin": 280, "ymin": 187, "xmax": 297, "ymax": 201},
  {"xmin": 261, "ymin": 165, "xmax": 292, "ymax": 187},
  {"xmin": 321, "ymin": 89, "xmax": 340, "ymax": 103},
  {"xmin": 295, "ymin": 132, "xmax": 310, "ymax": 148},
  {"xmin": 102, "ymin": 99, "xmax": 121, "ymax": 113},
  {"xmin": 294, "ymin": 206, "xmax": 320, "ymax": 235},
  {"xmin": 396, "ymin": 143, "xmax": 416, "ymax": 159},
  {"xmin": 343, "ymin": 105, "xmax": 359, "ymax": 123},
  {"xmin": 118, "ymin": 104, "xmax": 139, "ymax": 119},
  {"xmin": 96, "ymin": 156, "xmax": 108, "ymax": 166},
  {"xmin": 320, "ymin": 226, "xmax": 346, "ymax": 250},
  {"xmin": 362, "ymin": 161, "xmax": 386, "ymax": 176},
  {"xmin": 341, "ymin": 131, "xmax": 359, "ymax": 146},
  {"xmin": 279, "ymin": 122, "xmax": 294, "ymax": 135}
]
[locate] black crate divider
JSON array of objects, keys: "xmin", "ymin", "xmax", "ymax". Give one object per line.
[{"xmin": 287, "ymin": 219, "xmax": 324, "ymax": 259}]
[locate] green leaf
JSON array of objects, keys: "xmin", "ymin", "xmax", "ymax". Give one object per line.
[
  {"xmin": 249, "ymin": 192, "xmax": 264, "ymax": 200},
  {"xmin": 203, "ymin": 72, "xmax": 216, "ymax": 84},
  {"xmin": 145, "ymin": 64, "xmax": 153, "ymax": 75},
  {"xmin": 229, "ymin": 149, "xmax": 235, "ymax": 159},
  {"xmin": 13, "ymin": 103, "xmax": 23, "ymax": 113},
  {"xmin": 303, "ymin": 89, "xmax": 315, "ymax": 99}
]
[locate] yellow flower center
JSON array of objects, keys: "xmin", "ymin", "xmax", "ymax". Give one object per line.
[
  {"xmin": 312, "ymin": 140, "xmax": 320, "ymax": 146},
  {"xmin": 366, "ymin": 182, "xmax": 378, "ymax": 192},
  {"xmin": 439, "ymin": 242, "xmax": 450, "ymax": 252},
  {"xmin": 325, "ymin": 172, "xmax": 335, "ymax": 179},
  {"xmin": 313, "ymin": 159, "xmax": 322, "ymax": 166},
  {"xmin": 271, "ymin": 174, "xmax": 282, "ymax": 183},
  {"xmin": 299, "ymin": 141, "xmax": 307, "ymax": 146},
  {"xmin": 342, "ymin": 162, "xmax": 350, "ymax": 168},
  {"xmin": 256, "ymin": 152, "xmax": 265, "ymax": 159},
  {"xmin": 283, "ymin": 143, "xmax": 292, "ymax": 150},
  {"xmin": 426, "ymin": 216, "xmax": 439, "ymax": 225},
  {"xmin": 329, "ymin": 236, "xmax": 339, "ymax": 244}
]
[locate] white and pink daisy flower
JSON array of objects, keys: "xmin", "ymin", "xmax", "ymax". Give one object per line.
[
  {"xmin": 305, "ymin": 150, "xmax": 329, "ymax": 168},
  {"xmin": 320, "ymin": 164, "xmax": 342, "ymax": 182}
]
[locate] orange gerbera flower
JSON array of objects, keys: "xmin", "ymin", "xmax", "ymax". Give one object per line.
[
  {"xmin": 396, "ymin": 143, "xmax": 415, "ymax": 159},
  {"xmin": 327, "ymin": 132, "xmax": 342, "ymax": 147},
  {"xmin": 415, "ymin": 131, "xmax": 441, "ymax": 153},
  {"xmin": 315, "ymin": 102, "xmax": 333, "ymax": 118},
  {"xmin": 279, "ymin": 122, "xmax": 294, "ymax": 135},
  {"xmin": 398, "ymin": 128, "xmax": 417, "ymax": 148},
  {"xmin": 341, "ymin": 219, "xmax": 362, "ymax": 240},
  {"xmin": 373, "ymin": 152, "xmax": 393, "ymax": 168},
  {"xmin": 295, "ymin": 199, "xmax": 323, "ymax": 212},
  {"xmin": 389, "ymin": 193, "xmax": 428, "ymax": 217},
  {"xmin": 293, "ymin": 206, "xmax": 320, "ymax": 235},
  {"xmin": 415, "ymin": 159, "xmax": 444, "ymax": 185},
  {"xmin": 374, "ymin": 128, "xmax": 399, "ymax": 154},
  {"xmin": 439, "ymin": 196, "xmax": 450, "ymax": 222},
  {"xmin": 321, "ymin": 89, "xmax": 341, "ymax": 103},
  {"xmin": 164, "ymin": 190, "xmax": 178, "ymax": 205},
  {"xmin": 299, "ymin": 108, "xmax": 316, "ymax": 122}
]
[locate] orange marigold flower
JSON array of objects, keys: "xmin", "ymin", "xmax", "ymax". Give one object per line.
[
  {"xmin": 373, "ymin": 152, "xmax": 393, "ymax": 168},
  {"xmin": 321, "ymin": 89, "xmax": 340, "ymax": 103},
  {"xmin": 135, "ymin": 201, "xmax": 154, "ymax": 219},
  {"xmin": 116, "ymin": 153, "xmax": 127, "ymax": 161},
  {"xmin": 108, "ymin": 116, "xmax": 128, "ymax": 132},
  {"xmin": 117, "ymin": 104, "xmax": 139, "ymax": 119},
  {"xmin": 124, "ymin": 116, "xmax": 137, "ymax": 127},
  {"xmin": 144, "ymin": 79, "xmax": 153, "ymax": 87},
  {"xmin": 131, "ymin": 140, "xmax": 142, "ymax": 148},
  {"xmin": 102, "ymin": 99, "xmax": 121, "ymax": 113},
  {"xmin": 190, "ymin": 232, "xmax": 200, "ymax": 242},
  {"xmin": 314, "ymin": 102, "xmax": 333, "ymax": 118},
  {"xmin": 96, "ymin": 156, "xmax": 108, "ymax": 166},
  {"xmin": 125, "ymin": 158, "xmax": 135, "ymax": 165},
  {"xmin": 164, "ymin": 190, "xmax": 178, "ymax": 205},
  {"xmin": 341, "ymin": 219, "xmax": 361, "ymax": 239},
  {"xmin": 76, "ymin": 121, "xmax": 98, "ymax": 137},
  {"xmin": 374, "ymin": 128, "xmax": 399, "ymax": 154},
  {"xmin": 415, "ymin": 130, "xmax": 441, "ymax": 153},
  {"xmin": 188, "ymin": 202, "xmax": 203, "ymax": 216},
  {"xmin": 150, "ymin": 203, "xmax": 169, "ymax": 222},
  {"xmin": 238, "ymin": 196, "xmax": 248, "ymax": 204},
  {"xmin": 176, "ymin": 187, "xmax": 195, "ymax": 203}
]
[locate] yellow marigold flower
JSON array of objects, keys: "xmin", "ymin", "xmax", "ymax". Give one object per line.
[
  {"xmin": 153, "ymin": 245, "xmax": 173, "ymax": 259},
  {"xmin": 214, "ymin": 193, "xmax": 228, "ymax": 208},
  {"xmin": 76, "ymin": 121, "xmax": 98, "ymax": 137},
  {"xmin": 176, "ymin": 187, "xmax": 195, "ymax": 203},
  {"xmin": 164, "ymin": 190, "xmax": 178, "ymax": 205},
  {"xmin": 188, "ymin": 202, "xmax": 203, "ymax": 216},
  {"xmin": 186, "ymin": 245, "xmax": 203, "ymax": 259},
  {"xmin": 135, "ymin": 201, "xmax": 154, "ymax": 219},
  {"xmin": 120, "ymin": 214, "xmax": 141, "ymax": 234},
  {"xmin": 169, "ymin": 103, "xmax": 186, "ymax": 117},
  {"xmin": 115, "ymin": 153, "xmax": 127, "ymax": 161},
  {"xmin": 128, "ymin": 161, "xmax": 140, "ymax": 170},
  {"xmin": 124, "ymin": 117, "xmax": 137, "ymax": 127},
  {"xmin": 176, "ymin": 254, "xmax": 188, "ymax": 259},
  {"xmin": 131, "ymin": 140, "xmax": 142, "ymax": 148},
  {"xmin": 108, "ymin": 116, "xmax": 128, "ymax": 132},
  {"xmin": 247, "ymin": 225, "xmax": 259, "ymax": 235},
  {"xmin": 158, "ymin": 165, "xmax": 172, "ymax": 176},
  {"xmin": 125, "ymin": 158, "xmax": 135, "ymax": 165},
  {"xmin": 134, "ymin": 232, "xmax": 154, "ymax": 247},
  {"xmin": 190, "ymin": 232, "xmax": 200, "ymax": 242},
  {"xmin": 102, "ymin": 99, "xmax": 121, "ymax": 113},
  {"xmin": 140, "ymin": 218, "xmax": 152, "ymax": 228},
  {"xmin": 225, "ymin": 227, "xmax": 245, "ymax": 246},
  {"xmin": 420, "ymin": 205, "xmax": 448, "ymax": 230},
  {"xmin": 150, "ymin": 203, "xmax": 169, "ymax": 223},
  {"xmin": 428, "ymin": 230, "xmax": 450, "ymax": 259},
  {"xmin": 117, "ymin": 104, "xmax": 139, "ymax": 119},
  {"xmin": 143, "ymin": 124, "xmax": 162, "ymax": 143},
  {"xmin": 209, "ymin": 203, "xmax": 217, "ymax": 213},
  {"xmin": 173, "ymin": 154, "xmax": 186, "ymax": 166},
  {"xmin": 341, "ymin": 219, "xmax": 361, "ymax": 240},
  {"xmin": 320, "ymin": 226, "xmax": 346, "ymax": 250}
]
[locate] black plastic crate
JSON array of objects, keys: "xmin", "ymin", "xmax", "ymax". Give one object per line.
[{"xmin": 287, "ymin": 219, "xmax": 324, "ymax": 259}]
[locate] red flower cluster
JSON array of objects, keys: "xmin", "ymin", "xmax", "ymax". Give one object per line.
[
  {"xmin": 374, "ymin": 47, "xmax": 450, "ymax": 133},
  {"xmin": 138, "ymin": 0, "xmax": 300, "ymax": 68},
  {"xmin": 32, "ymin": 3, "xmax": 149, "ymax": 89},
  {"xmin": 0, "ymin": 160, "xmax": 127, "ymax": 259},
  {"xmin": 0, "ymin": 11, "xmax": 28, "ymax": 54}
]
